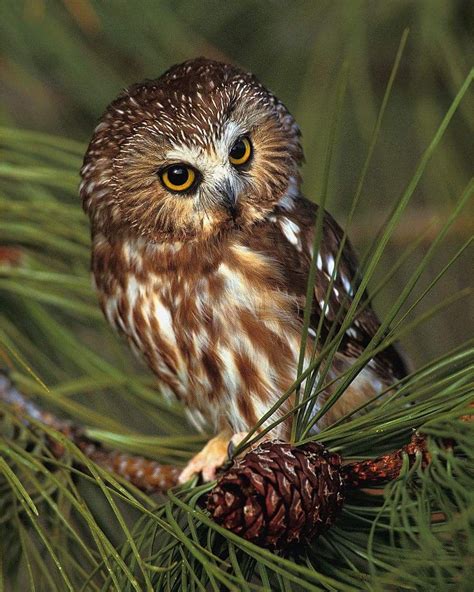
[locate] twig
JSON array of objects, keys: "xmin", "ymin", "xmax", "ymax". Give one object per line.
[
  {"xmin": 0, "ymin": 371, "xmax": 180, "ymax": 493},
  {"xmin": 342, "ymin": 432, "xmax": 432, "ymax": 487}
]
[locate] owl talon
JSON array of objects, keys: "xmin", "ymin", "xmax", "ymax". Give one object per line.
[
  {"xmin": 179, "ymin": 433, "xmax": 229, "ymax": 484},
  {"xmin": 179, "ymin": 431, "xmax": 249, "ymax": 484},
  {"xmin": 227, "ymin": 431, "xmax": 248, "ymax": 459}
]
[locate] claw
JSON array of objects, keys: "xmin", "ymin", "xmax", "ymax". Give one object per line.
[
  {"xmin": 179, "ymin": 431, "xmax": 248, "ymax": 484},
  {"xmin": 179, "ymin": 433, "xmax": 229, "ymax": 484},
  {"xmin": 227, "ymin": 432, "xmax": 248, "ymax": 459}
]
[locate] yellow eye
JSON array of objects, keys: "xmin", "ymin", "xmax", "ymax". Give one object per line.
[
  {"xmin": 229, "ymin": 136, "xmax": 252, "ymax": 166},
  {"xmin": 160, "ymin": 165, "xmax": 196, "ymax": 192}
]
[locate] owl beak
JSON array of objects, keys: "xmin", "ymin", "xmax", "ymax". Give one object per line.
[{"xmin": 217, "ymin": 179, "xmax": 238, "ymax": 219}]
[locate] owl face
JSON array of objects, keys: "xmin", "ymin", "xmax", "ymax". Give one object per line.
[{"xmin": 81, "ymin": 58, "xmax": 303, "ymax": 242}]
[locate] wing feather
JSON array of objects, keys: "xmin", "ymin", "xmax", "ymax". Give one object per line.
[{"xmin": 272, "ymin": 197, "xmax": 409, "ymax": 383}]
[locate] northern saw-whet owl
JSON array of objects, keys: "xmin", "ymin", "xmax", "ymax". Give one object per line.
[{"xmin": 80, "ymin": 58, "xmax": 408, "ymax": 482}]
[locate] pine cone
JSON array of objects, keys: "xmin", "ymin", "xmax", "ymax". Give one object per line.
[{"xmin": 207, "ymin": 440, "xmax": 345, "ymax": 551}]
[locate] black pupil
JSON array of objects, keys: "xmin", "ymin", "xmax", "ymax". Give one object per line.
[
  {"xmin": 167, "ymin": 166, "xmax": 189, "ymax": 186},
  {"xmin": 230, "ymin": 139, "xmax": 247, "ymax": 160}
]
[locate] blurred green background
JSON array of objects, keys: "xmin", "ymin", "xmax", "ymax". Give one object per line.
[{"xmin": 0, "ymin": 0, "xmax": 472, "ymax": 373}]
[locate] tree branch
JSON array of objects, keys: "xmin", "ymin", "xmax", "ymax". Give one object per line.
[
  {"xmin": 1, "ymin": 370, "xmax": 463, "ymax": 497},
  {"xmin": 0, "ymin": 371, "xmax": 180, "ymax": 493}
]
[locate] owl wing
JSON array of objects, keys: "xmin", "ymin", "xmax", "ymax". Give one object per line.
[{"xmin": 269, "ymin": 197, "xmax": 409, "ymax": 384}]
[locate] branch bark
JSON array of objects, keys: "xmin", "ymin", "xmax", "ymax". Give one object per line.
[{"xmin": 0, "ymin": 371, "xmax": 180, "ymax": 492}]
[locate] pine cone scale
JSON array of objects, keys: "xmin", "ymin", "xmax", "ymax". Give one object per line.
[{"xmin": 207, "ymin": 440, "xmax": 345, "ymax": 550}]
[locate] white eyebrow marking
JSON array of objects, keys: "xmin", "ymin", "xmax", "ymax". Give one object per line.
[{"xmin": 219, "ymin": 120, "xmax": 243, "ymax": 151}]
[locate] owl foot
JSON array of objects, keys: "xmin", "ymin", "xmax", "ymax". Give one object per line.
[{"xmin": 179, "ymin": 431, "xmax": 247, "ymax": 484}]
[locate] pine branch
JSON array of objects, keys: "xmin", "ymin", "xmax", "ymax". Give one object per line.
[
  {"xmin": 0, "ymin": 370, "xmax": 180, "ymax": 493},
  {"xmin": 4, "ymin": 366, "xmax": 469, "ymax": 555},
  {"xmin": 2, "ymin": 368, "xmax": 467, "ymax": 497},
  {"xmin": 342, "ymin": 432, "xmax": 433, "ymax": 487}
]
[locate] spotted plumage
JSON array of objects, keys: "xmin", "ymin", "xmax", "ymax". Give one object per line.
[{"xmin": 81, "ymin": 58, "xmax": 408, "ymax": 480}]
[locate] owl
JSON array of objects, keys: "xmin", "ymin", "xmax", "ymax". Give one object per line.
[{"xmin": 80, "ymin": 58, "xmax": 408, "ymax": 483}]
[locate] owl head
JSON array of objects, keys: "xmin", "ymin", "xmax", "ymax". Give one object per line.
[{"xmin": 80, "ymin": 58, "xmax": 303, "ymax": 242}]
